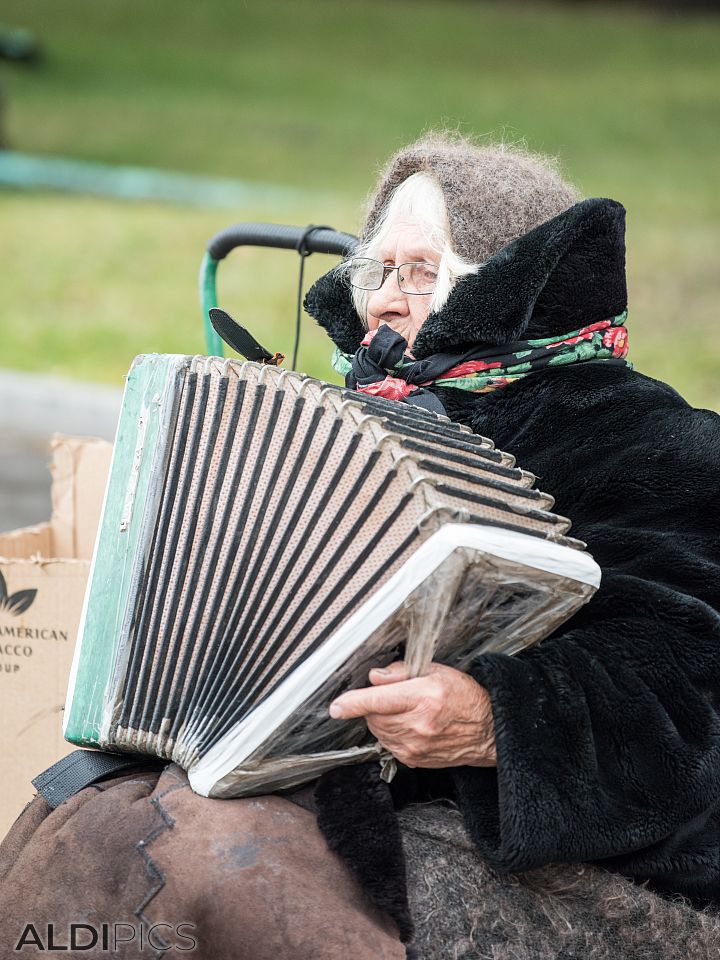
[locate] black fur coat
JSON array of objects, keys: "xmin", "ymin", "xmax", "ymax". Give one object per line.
[{"xmin": 305, "ymin": 199, "xmax": 720, "ymax": 939}]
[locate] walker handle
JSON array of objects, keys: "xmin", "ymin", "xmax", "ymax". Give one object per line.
[{"xmin": 200, "ymin": 223, "xmax": 358, "ymax": 356}]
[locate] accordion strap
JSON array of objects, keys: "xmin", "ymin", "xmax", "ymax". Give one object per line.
[
  {"xmin": 208, "ymin": 307, "xmax": 283, "ymax": 365},
  {"xmin": 32, "ymin": 750, "xmax": 169, "ymax": 810}
]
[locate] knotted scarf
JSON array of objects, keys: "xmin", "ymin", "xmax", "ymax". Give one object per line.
[{"xmin": 334, "ymin": 312, "xmax": 630, "ymax": 415}]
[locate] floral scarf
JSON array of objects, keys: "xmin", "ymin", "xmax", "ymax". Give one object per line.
[{"xmin": 333, "ymin": 312, "xmax": 630, "ymax": 410}]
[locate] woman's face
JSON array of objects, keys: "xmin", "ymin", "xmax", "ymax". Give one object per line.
[{"xmin": 366, "ymin": 219, "xmax": 437, "ymax": 352}]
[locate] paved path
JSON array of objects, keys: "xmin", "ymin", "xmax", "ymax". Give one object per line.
[{"xmin": 0, "ymin": 369, "xmax": 122, "ymax": 533}]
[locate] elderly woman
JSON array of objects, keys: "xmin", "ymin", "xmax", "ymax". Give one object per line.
[
  {"xmin": 3, "ymin": 134, "xmax": 720, "ymax": 960},
  {"xmin": 302, "ymin": 132, "xmax": 720, "ymax": 955}
]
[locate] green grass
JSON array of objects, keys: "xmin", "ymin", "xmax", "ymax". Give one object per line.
[
  {"xmin": 1, "ymin": 0, "xmax": 719, "ymax": 408},
  {"xmin": 0, "ymin": 191, "xmax": 354, "ymax": 385}
]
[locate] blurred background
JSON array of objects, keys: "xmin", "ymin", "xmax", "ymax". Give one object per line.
[{"xmin": 0, "ymin": 0, "xmax": 718, "ymax": 462}]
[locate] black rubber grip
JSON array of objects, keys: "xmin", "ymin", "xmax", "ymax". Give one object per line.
[{"xmin": 207, "ymin": 223, "xmax": 358, "ymax": 261}]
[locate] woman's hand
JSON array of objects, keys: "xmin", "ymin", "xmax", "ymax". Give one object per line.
[{"xmin": 329, "ymin": 661, "xmax": 496, "ymax": 768}]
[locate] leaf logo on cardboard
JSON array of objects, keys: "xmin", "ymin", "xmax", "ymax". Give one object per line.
[{"xmin": 0, "ymin": 571, "xmax": 36, "ymax": 616}]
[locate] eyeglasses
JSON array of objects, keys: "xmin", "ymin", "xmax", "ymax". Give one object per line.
[{"xmin": 346, "ymin": 258, "xmax": 438, "ymax": 295}]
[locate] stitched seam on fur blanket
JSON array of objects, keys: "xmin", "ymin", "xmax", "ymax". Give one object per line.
[{"xmin": 133, "ymin": 774, "xmax": 187, "ymax": 958}]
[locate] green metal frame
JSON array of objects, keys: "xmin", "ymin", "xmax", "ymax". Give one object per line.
[{"xmin": 199, "ymin": 252, "xmax": 224, "ymax": 357}]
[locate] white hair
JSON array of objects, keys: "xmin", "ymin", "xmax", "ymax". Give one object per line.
[{"xmin": 346, "ymin": 171, "xmax": 477, "ymax": 326}]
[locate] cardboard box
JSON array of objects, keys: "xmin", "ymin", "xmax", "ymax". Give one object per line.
[{"xmin": 0, "ymin": 435, "xmax": 112, "ymax": 836}]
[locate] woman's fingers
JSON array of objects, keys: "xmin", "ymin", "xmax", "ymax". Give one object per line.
[
  {"xmin": 329, "ymin": 663, "xmax": 497, "ymax": 768},
  {"xmin": 329, "ymin": 680, "xmax": 418, "ymax": 719},
  {"xmin": 368, "ymin": 662, "xmax": 409, "ymax": 685}
]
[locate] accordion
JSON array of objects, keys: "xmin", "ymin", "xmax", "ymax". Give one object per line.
[{"xmin": 64, "ymin": 354, "xmax": 600, "ymax": 797}]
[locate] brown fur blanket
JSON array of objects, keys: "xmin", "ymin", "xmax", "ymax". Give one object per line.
[
  {"xmin": 400, "ymin": 803, "xmax": 720, "ymax": 960},
  {"xmin": 3, "ymin": 765, "xmax": 720, "ymax": 959},
  {"xmin": 0, "ymin": 765, "xmax": 402, "ymax": 960}
]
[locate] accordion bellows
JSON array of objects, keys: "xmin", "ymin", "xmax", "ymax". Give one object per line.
[{"xmin": 64, "ymin": 355, "xmax": 600, "ymax": 797}]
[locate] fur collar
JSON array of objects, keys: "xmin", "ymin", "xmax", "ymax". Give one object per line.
[{"xmin": 303, "ymin": 198, "xmax": 627, "ymax": 359}]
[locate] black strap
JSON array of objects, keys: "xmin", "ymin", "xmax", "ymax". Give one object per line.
[
  {"xmin": 209, "ymin": 307, "xmax": 284, "ymax": 365},
  {"xmin": 32, "ymin": 750, "xmax": 167, "ymax": 809},
  {"xmin": 293, "ymin": 224, "xmax": 332, "ymax": 370}
]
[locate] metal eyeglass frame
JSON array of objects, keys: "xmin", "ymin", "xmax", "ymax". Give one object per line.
[{"xmin": 347, "ymin": 257, "xmax": 438, "ymax": 295}]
